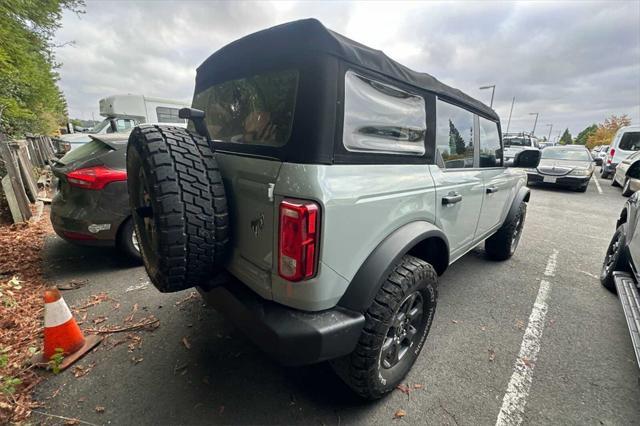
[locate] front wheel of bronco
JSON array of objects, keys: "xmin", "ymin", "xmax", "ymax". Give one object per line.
[
  {"xmin": 485, "ymin": 202, "xmax": 527, "ymax": 261},
  {"xmin": 127, "ymin": 125, "xmax": 230, "ymax": 293},
  {"xmin": 331, "ymin": 255, "xmax": 437, "ymax": 400}
]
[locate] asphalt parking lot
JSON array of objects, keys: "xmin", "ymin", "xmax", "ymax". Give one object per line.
[{"xmin": 35, "ymin": 175, "xmax": 640, "ymax": 425}]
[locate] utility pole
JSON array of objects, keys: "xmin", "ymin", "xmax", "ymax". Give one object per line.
[
  {"xmin": 529, "ymin": 112, "xmax": 539, "ymax": 136},
  {"xmin": 505, "ymin": 97, "xmax": 515, "ymax": 134},
  {"xmin": 545, "ymin": 124, "xmax": 553, "ymax": 142},
  {"xmin": 479, "ymin": 85, "xmax": 496, "ymax": 108}
]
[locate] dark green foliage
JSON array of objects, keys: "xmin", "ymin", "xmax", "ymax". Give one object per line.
[
  {"xmin": 0, "ymin": 0, "xmax": 84, "ymax": 137},
  {"xmin": 559, "ymin": 128, "xmax": 573, "ymax": 145},
  {"xmin": 575, "ymin": 124, "xmax": 597, "ymax": 145}
]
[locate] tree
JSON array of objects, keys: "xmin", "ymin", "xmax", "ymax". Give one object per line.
[
  {"xmin": 448, "ymin": 119, "xmax": 466, "ymax": 155},
  {"xmin": 559, "ymin": 128, "xmax": 572, "ymax": 145},
  {"xmin": 0, "ymin": 1, "xmax": 84, "ymax": 137},
  {"xmin": 586, "ymin": 114, "xmax": 632, "ymax": 149},
  {"xmin": 575, "ymin": 124, "xmax": 597, "ymax": 146}
]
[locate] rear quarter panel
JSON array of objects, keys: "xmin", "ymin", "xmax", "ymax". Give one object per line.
[{"xmin": 271, "ymin": 163, "xmax": 437, "ymax": 311}]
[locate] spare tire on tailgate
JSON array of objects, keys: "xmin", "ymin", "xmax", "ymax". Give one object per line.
[{"xmin": 126, "ymin": 125, "xmax": 230, "ymax": 292}]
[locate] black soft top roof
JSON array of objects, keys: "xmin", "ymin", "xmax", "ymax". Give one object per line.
[{"xmin": 196, "ymin": 18, "xmax": 498, "ymax": 121}]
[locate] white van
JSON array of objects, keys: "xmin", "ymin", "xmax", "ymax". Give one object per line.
[
  {"xmin": 601, "ymin": 125, "xmax": 640, "ymax": 179},
  {"xmin": 57, "ymin": 94, "xmax": 189, "ymax": 152},
  {"xmin": 503, "ymin": 133, "xmax": 540, "ymax": 164}
]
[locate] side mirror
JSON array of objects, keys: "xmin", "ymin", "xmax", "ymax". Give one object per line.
[
  {"xmin": 512, "ymin": 148, "xmax": 541, "ymax": 168},
  {"xmin": 179, "ymin": 107, "xmax": 210, "ymax": 139}
]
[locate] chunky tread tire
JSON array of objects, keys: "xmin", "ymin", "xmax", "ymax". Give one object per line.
[
  {"xmin": 332, "ymin": 255, "xmax": 437, "ymax": 400},
  {"xmin": 126, "ymin": 125, "xmax": 229, "ymax": 292},
  {"xmin": 485, "ymin": 202, "xmax": 526, "ymax": 261},
  {"xmin": 611, "ymin": 178, "xmax": 621, "ymax": 187},
  {"xmin": 600, "ymin": 225, "xmax": 629, "ymax": 292}
]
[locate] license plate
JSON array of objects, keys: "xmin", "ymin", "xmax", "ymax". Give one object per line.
[{"xmin": 543, "ymin": 176, "xmax": 557, "ymax": 183}]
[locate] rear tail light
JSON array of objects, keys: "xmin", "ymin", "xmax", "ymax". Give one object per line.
[
  {"xmin": 66, "ymin": 166, "xmax": 127, "ymax": 190},
  {"xmin": 278, "ymin": 199, "xmax": 320, "ymax": 282},
  {"xmin": 62, "ymin": 231, "xmax": 96, "ymax": 241},
  {"xmin": 608, "ymin": 148, "xmax": 615, "ymax": 164}
]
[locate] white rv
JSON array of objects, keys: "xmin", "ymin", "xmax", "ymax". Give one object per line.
[{"xmin": 57, "ymin": 94, "xmax": 189, "ymax": 152}]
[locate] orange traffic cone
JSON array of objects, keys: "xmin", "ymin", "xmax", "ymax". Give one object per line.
[{"xmin": 36, "ymin": 287, "xmax": 102, "ymax": 370}]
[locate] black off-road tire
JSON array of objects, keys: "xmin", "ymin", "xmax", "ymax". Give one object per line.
[
  {"xmin": 600, "ymin": 168, "xmax": 610, "ymax": 179},
  {"xmin": 331, "ymin": 255, "xmax": 437, "ymax": 400},
  {"xmin": 126, "ymin": 125, "xmax": 229, "ymax": 293},
  {"xmin": 485, "ymin": 202, "xmax": 527, "ymax": 261},
  {"xmin": 600, "ymin": 225, "xmax": 630, "ymax": 292},
  {"xmin": 116, "ymin": 217, "xmax": 142, "ymax": 263},
  {"xmin": 611, "ymin": 177, "xmax": 621, "ymax": 187}
]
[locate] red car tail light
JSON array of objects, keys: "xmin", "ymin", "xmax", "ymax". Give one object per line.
[
  {"xmin": 62, "ymin": 231, "xmax": 96, "ymax": 241},
  {"xmin": 608, "ymin": 148, "xmax": 615, "ymax": 164},
  {"xmin": 66, "ymin": 166, "xmax": 127, "ymax": 190},
  {"xmin": 278, "ymin": 199, "xmax": 320, "ymax": 282}
]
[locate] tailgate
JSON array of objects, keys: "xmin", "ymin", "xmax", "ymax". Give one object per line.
[{"xmin": 215, "ymin": 153, "xmax": 282, "ymax": 298}]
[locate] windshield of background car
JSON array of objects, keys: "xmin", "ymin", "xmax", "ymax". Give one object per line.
[
  {"xmin": 90, "ymin": 119, "xmax": 111, "ymax": 134},
  {"xmin": 504, "ymin": 137, "xmax": 529, "ymax": 147},
  {"xmin": 541, "ymin": 148, "xmax": 591, "ymax": 161},
  {"xmin": 192, "ymin": 69, "xmax": 299, "ymax": 147},
  {"xmin": 619, "ymin": 132, "xmax": 640, "ymax": 151}
]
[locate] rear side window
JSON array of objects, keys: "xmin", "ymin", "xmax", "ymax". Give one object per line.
[
  {"xmin": 156, "ymin": 107, "xmax": 182, "ymax": 124},
  {"xmin": 436, "ymin": 99, "xmax": 474, "ymax": 169},
  {"xmin": 192, "ymin": 69, "xmax": 298, "ymax": 147},
  {"xmin": 479, "ymin": 117, "xmax": 503, "ymax": 167},
  {"xmin": 343, "ymin": 71, "xmax": 426, "ymax": 155},
  {"xmin": 619, "ymin": 131, "xmax": 640, "ymax": 151},
  {"xmin": 59, "ymin": 139, "xmax": 112, "ymax": 165}
]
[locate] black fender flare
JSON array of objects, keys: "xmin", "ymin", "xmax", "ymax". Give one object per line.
[
  {"xmin": 337, "ymin": 221, "xmax": 449, "ymax": 313},
  {"xmin": 504, "ymin": 186, "xmax": 531, "ymax": 225}
]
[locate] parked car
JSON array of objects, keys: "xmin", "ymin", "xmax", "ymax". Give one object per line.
[
  {"xmin": 503, "ymin": 132, "xmax": 540, "ymax": 164},
  {"xmin": 592, "ymin": 145, "xmax": 609, "ymax": 166},
  {"xmin": 612, "ymin": 150, "xmax": 640, "ymax": 196},
  {"xmin": 600, "ymin": 193, "xmax": 640, "ymax": 368},
  {"xmin": 50, "ymin": 133, "xmax": 140, "ymax": 261},
  {"xmin": 526, "ymin": 145, "xmax": 594, "ymax": 191},
  {"xmin": 600, "ymin": 125, "xmax": 640, "ymax": 179},
  {"xmin": 125, "ymin": 19, "xmax": 541, "ymax": 399},
  {"xmin": 52, "ymin": 95, "xmax": 189, "ymax": 154}
]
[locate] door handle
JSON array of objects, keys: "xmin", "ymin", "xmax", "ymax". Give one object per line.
[
  {"xmin": 486, "ymin": 186, "xmax": 499, "ymax": 194},
  {"xmin": 442, "ymin": 192, "xmax": 463, "ymax": 205}
]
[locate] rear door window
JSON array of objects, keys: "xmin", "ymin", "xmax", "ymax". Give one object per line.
[
  {"xmin": 192, "ymin": 69, "xmax": 299, "ymax": 147},
  {"xmin": 58, "ymin": 139, "xmax": 112, "ymax": 165},
  {"xmin": 435, "ymin": 99, "xmax": 475, "ymax": 169},
  {"xmin": 619, "ymin": 132, "xmax": 640, "ymax": 151},
  {"xmin": 342, "ymin": 71, "xmax": 426, "ymax": 155}
]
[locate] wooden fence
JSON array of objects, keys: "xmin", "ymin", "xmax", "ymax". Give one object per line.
[{"xmin": 0, "ymin": 135, "xmax": 56, "ymax": 223}]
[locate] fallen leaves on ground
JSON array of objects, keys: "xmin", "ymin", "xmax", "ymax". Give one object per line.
[
  {"xmin": 182, "ymin": 337, "xmax": 191, "ymax": 350},
  {"xmin": 57, "ymin": 279, "xmax": 88, "ymax": 291},
  {"xmin": 393, "ymin": 409, "xmax": 406, "ymax": 419},
  {"xmin": 396, "ymin": 383, "xmax": 424, "ymax": 397},
  {"xmin": 521, "ymin": 356, "xmax": 534, "ymax": 368},
  {"xmin": 175, "ymin": 291, "xmax": 198, "ymax": 307},
  {"xmin": 0, "ymin": 212, "xmax": 53, "ymax": 423},
  {"xmin": 515, "ymin": 319, "xmax": 525, "ymax": 330},
  {"xmin": 488, "ymin": 349, "xmax": 496, "ymax": 362},
  {"xmin": 72, "ymin": 363, "xmax": 95, "ymax": 378},
  {"xmin": 95, "ymin": 405, "xmax": 105, "ymax": 413}
]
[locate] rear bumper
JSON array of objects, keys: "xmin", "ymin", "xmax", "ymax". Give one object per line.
[
  {"xmin": 198, "ymin": 276, "xmax": 365, "ymax": 366},
  {"xmin": 602, "ymin": 163, "xmax": 618, "ymax": 174},
  {"xmin": 526, "ymin": 173, "xmax": 590, "ymax": 188},
  {"xmin": 612, "ymin": 272, "xmax": 640, "ymax": 368}
]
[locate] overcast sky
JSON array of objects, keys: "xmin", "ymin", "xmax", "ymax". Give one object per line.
[{"xmin": 54, "ymin": 0, "xmax": 640, "ymax": 140}]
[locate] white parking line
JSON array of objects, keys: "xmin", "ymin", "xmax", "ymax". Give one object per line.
[
  {"xmin": 592, "ymin": 175, "xmax": 603, "ymax": 194},
  {"xmin": 495, "ymin": 249, "xmax": 558, "ymax": 426}
]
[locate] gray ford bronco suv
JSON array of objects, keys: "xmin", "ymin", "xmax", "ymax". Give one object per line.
[{"xmin": 126, "ymin": 19, "xmax": 541, "ymax": 399}]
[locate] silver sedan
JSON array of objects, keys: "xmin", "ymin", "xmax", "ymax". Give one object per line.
[{"xmin": 613, "ymin": 150, "xmax": 640, "ymax": 196}]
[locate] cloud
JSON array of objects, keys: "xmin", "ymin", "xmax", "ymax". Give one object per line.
[{"xmin": 54, "ymin": 0, "xmax": 639, "ymax": 137}]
